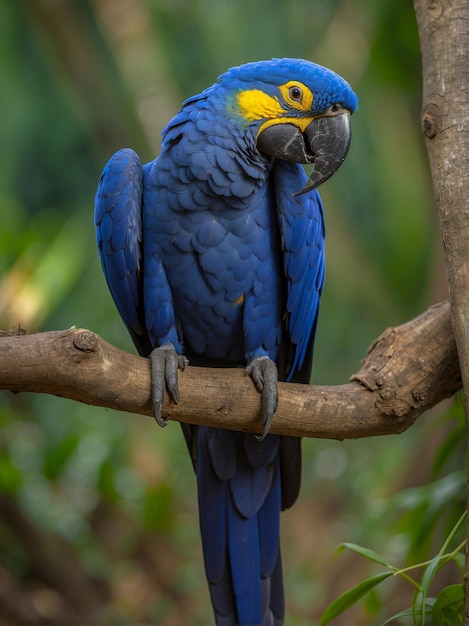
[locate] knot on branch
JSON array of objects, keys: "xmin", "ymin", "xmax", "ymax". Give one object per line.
[
  {"xmin": 376, "ymin": 384, "xmax": 411, "ymax": 418},
  {"xmin": 412, "ymin": 383, "xmax": 431, "ymax": 403},
  {"xmin": 422, "ymin": 103, "xmax": 441, "ymax": 138},
  {"xmin": 73, "ymin": 329, "xmax": 98, "ymax": 353},
  {"xmin": 352, "ymin": 370, "xmax": 412, "ymax": 419},
  {"xmin": 427, "ymin": 0, "xmax": 444, "ymax": 20},
  {"xmin": 66, "ymin": 328, "xmax": 100, "ymax": 364}
]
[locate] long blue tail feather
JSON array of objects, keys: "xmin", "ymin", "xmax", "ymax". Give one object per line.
[{"xmin": 197, "ymin": 427, "xmax": 284, "ymax": 625}]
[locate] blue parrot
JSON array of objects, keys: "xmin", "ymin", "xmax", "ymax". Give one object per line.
[{"xmin": 95, "ymin": 58, "xmax": 358, "ymax": 625}]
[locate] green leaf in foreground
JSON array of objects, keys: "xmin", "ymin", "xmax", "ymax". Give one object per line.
[
  {"xmin": 320, "ymin": 572, "xmax": 393, "ymax": 625},
  {"xmin": 335, "ymin": 542, "xmax": 390, "ymax": 567},
  {"xmin": 432, "ymin": 584, "xmax": 463, "ymax": 625}
]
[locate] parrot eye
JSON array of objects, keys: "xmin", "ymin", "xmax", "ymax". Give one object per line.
[
  {"xmin": 288, "ymin": 85, "xmax": 303, "ymax": 102},
  {"xmin": 328, "ymin": 103, "xmax": 343, "ymax": 114}
]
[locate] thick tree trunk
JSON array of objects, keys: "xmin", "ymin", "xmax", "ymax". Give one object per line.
[{"xmin": 412, "ymin": 0, "xmax": 469, "ymax": 620}]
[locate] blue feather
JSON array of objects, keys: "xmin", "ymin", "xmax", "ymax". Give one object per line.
[
  {"xmin": 227, "ymin": 505, "xmax": 261, "ymax": 623},
  {"xmin": 230, "ymin": 460, "xmax": 272, "ymax": 519},
  {"xmin": 197, "ymin": 428, "xmax": 229, "ymax": 583},
  {"xmin": 258, "ymin": 459, "xmax": 281, "ymax": 577}
]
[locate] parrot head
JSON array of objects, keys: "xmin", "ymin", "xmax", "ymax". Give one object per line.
[{"xmin": 217, "ymin": 58, "xmax": 358, "ymax": 194}]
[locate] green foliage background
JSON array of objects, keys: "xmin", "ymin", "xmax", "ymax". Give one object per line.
[{"xmin": 0, "ymin": 1, "xmax": 464, "ymax": 624}]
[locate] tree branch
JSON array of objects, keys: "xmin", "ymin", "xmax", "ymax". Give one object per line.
[{"xmin": 0, "ymin": 301, "xmax": 461, "ymax": 439}]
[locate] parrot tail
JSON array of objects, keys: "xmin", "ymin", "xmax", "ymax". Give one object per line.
[{"xmin": 197, "ymin": 426, "xmax": 285, "ymax": 626}]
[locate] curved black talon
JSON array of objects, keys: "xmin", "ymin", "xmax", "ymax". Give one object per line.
[
  {"xmin": 245, "ymin": 356, "xmax": 278, "ymax": 440},
  {"xmin": 149, "ymin": 343, "xmax": 189, "ymax": 427}
]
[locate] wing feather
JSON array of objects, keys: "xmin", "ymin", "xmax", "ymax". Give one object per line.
[
  {"xmin": 94, "ymin": 148, "xmax": 145, "ymax": 342},
  {"xmin": 274, "ymin": 161, "xmax": 325, "ymax": 381}
]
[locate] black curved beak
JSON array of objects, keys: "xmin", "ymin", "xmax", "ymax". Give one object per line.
[{"xmin": 257, "ymin": 112, "xmax": 352, "ymax": 195}]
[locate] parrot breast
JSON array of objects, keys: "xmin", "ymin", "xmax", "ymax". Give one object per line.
[{"xmin": 142, "ymin": 101, "xmax": 284, "ymax": 363}]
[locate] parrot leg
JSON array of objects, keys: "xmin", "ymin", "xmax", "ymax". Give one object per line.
[
  {"xmin": 149, "ymin": 343, "xmax": 189, "ymax": 427},
  {"xmin": 245, "ymin": 356, "xmax": 279, "ymax": 440}
]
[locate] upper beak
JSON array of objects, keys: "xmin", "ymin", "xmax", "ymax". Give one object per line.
[{"xmin": 257, "ymin": 112, "xmax": 352, "ymax": 195}]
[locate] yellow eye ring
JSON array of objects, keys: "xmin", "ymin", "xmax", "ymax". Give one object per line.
[{"xmin": 278, "ymin": 82, "xmax": 313, "ymax": 112}]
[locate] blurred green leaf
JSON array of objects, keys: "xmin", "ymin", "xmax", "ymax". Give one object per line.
[
  {"xmin": 432, "ymin": 584, "xmax": 464, "ymax": 625},
  {"xmin": 42, "ymin": 432, "xmax": 80, "ymax": 480},
  {"xmin": 0, "ymin": 448, "xmax": 22, "ymax": 493},
  {"xmin": 1, "ymin": 214, "xmax": 89, "ymax": 329},
  {"xmin": 142, "ymin": 483, "xmax": 174, "ymax": 532},
  {"xmin": 431, "ymin": 400, "xmax": 465, "ymax": 479},
  {"xmin": 98, "ymin": 458, "xmax": 120, "ymax": 504},
  {"xmin": 389, "ymin": 472, "xmax": 466, "ymax": 561},
  {"xmin": 418, "ymin": 553, "xmax": 452, "ymax": 624},
  {"xmin": 320, "ymin": 572, "xmax": 393, "ymax": 625},
  {"xmin": 335, "ymin": 542, "xmax": 390, "ymax": 567}
]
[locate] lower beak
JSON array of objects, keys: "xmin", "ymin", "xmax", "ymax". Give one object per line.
[{"xmin": 257, "ymin": 112, "xmax": 352, "ymax": 195}]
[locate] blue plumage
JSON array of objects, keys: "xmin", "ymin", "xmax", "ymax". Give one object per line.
[{"xmin": 95, "ymin": 58, "xmax": 357, "ymax": 624}]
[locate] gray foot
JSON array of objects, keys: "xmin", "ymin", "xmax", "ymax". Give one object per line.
[
  {"xmin": 149, "ymin": 343, "xmax": 188, "ymax": 426},
  {"xmin": 245, "ymin": 356, "xmax": 278, "ymax": 440}
]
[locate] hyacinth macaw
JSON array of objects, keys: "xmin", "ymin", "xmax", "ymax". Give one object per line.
[{"xmin": 95, "ymin": 58, "xmax": 358, "ymax": 625}]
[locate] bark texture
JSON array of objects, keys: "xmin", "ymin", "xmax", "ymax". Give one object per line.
[{"xmin": 413, "ymin": 0, "xmax": 469, "ymax": 619}]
